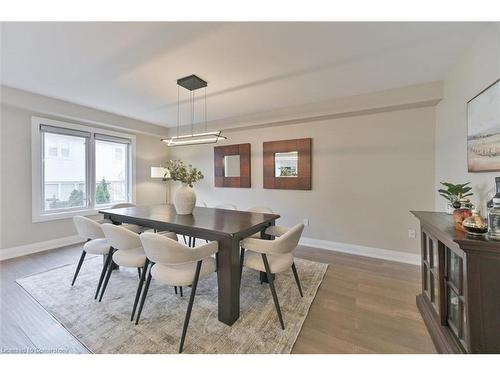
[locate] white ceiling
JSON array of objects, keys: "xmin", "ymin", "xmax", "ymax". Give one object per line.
[{"xmin": 0, "ymin": 22, "xmax": 487, "ymax": 128}]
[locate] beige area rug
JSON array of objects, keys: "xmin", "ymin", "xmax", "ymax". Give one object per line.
[{"xmin": 17, "ymin": 256, "xmax": 327, "ymax": 354}]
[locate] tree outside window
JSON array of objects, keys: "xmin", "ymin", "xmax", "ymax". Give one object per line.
[{"xmin": 95, "ymin": 178, "xmax": 110, "ymax": 204}]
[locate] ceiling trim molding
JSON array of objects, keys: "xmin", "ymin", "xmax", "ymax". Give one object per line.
[
  {"xmin": 220, "ymin": 99, "xmax": 441, "ymax": 134},
  {"xmin": 168, "ymin": 81, "xmax": 443, "ymax": 135}
]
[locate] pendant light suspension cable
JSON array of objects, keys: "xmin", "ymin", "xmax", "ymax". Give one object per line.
[
  {"xmin": 176, "ymin": 85, "xmax": 180, "ymax": 138},
  {"xmin": 162, "ymin": 74, "xmax": 226, "ymax": 147}
]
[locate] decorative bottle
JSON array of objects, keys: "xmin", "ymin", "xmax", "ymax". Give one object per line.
[
  {"xmin": 487, "ymin": 177, "xmax": 500, "ymax": 209},
  {"xmin": 488, "ymin": 198, "xmax": 500, "ymax": 239}
]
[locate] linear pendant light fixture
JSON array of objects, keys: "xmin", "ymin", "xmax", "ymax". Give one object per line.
[{"xmin": 162, "ymin": 74, "xmax": 226, "ymax": 147}]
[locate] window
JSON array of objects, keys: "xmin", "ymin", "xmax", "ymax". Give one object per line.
[
  {"xmin": 42, "ymin": 130, "xmax": 88, "ymax": 211},
  {"xmin": 95, "ymin": 136, "xmax": 131, "ymax": 206},
  {"xmin": 32, "ymin": 117, "xmax": 135, "ymax": 222}
]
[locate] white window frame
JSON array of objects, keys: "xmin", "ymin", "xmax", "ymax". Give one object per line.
[{"xmin": 32, "ymin": 116, "xmax": 136, "ymax": 223}]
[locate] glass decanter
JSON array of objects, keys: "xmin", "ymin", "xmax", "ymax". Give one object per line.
[{"xmin": 488, "ymin": 198, "xmax": 500, "ymax": 239}]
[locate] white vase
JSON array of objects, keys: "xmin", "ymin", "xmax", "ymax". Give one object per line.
[{"xmin": 174, "ymin": 184, "xmax": 196, "ymax": 215}]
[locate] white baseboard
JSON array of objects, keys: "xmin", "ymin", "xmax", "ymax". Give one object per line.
[
  {"xmin": 0, "ymin": 235, "xmax": 83, "ymax": 261},
  {"xmin": 299, "ymin": 237, "xmax": 420, "ymax": 265}
]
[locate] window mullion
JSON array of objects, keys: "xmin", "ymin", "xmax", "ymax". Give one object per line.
[
  {"xmin": 88, "ymin": 135, "xmax": 95, "ymax": 209},
  {"xmin": 127, "ymin": 144, "xmax": 131, "ymax": 202},
  {"xmin": 40, "ymin": 132, "xmax": 46, "ymax": 212}
]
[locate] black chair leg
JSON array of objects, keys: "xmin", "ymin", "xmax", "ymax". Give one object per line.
[
  {"xmin": 71, "ymin": 250, "xmax": 87, "ymax": 286},
  {"xmin": 137, "ymin": 267, "xmax": 142, "ymax": 279},
  {"xmin": 291, "ymin": 262, "xmax": 303, "ymax": 297},
  {"xmin": 135, "ymin": 270, "xmax": 153, "ymax": 325},
  {"xmin": 180, "ymin": 286, "xmax": 183, "ymax": 297},
  {"xmin": 179, "ymin": 260, "xmax": 202, "ymax": 353},
  {"xmin": 98, "ymin": 251, "xmax": 115, "ymax": 302},
  {"xmin": 183, "ymin": 235, "xmax": 188, "ymax": 245},
  {"xmin": 95, "ymin": 249, "xmax": 112, "ymax": 299},
  {"xmin": 239, "ymin": 248, "xmax": 245, "ymax": 287},
  {"xmin": 131, "ymin": 258, "xmax": 149, "ymax": 321},
  {"xmin": 174, "ymin": 286, "xmax": 178, "ymax": 294},
  {"xmin": 262, "ymin": 254, "xmax": 285, "ymax": 329}
]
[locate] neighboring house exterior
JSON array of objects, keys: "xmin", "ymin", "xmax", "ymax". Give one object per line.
[{"xmin": 44, "ymin": 133, "xmax": 127, "ymax": 210}]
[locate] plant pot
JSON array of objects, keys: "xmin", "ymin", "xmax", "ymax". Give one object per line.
[
  {"xmin": 446, "ymin": 202, "xmax": 454, "ymax": 214},
  {"xmin": 174, "ymin": 184, "xmax": 196, "ymax": 215}
]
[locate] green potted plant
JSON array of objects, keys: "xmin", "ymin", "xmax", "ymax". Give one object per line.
[
  {"xmin": 165, "ymin": 160, "xmax": 204, "ymax": 215},
  {"xmin": 438, "ymin": 182, "xmax": 473, "ymax": 214}
]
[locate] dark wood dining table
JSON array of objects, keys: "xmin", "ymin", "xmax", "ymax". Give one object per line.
[{"xmin": 99, "ymin": 204, "xmax": 280, "ymax": 326}]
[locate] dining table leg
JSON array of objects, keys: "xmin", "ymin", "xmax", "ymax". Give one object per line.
[{"xmin": 216, "ymin": 236, "xmax": 241, "ymax": 326}]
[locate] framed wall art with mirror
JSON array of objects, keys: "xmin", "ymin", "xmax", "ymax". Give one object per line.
[
  {"xmin": 263, "ymin": 138, "xmax": 312, "ymax": 190},
  {"xmin": 214, "ymin": 143, "xmax": 251, "ymax": 188}
]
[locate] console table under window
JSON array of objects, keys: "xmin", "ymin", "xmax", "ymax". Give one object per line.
[{"xmin": 412, "ymin": 211, "xmax": 500, "ymax": 353}]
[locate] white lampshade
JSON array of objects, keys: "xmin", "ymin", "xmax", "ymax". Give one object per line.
[{"xmin": 151, "ymin": 167, "xmax": 170, "ymax": 179}]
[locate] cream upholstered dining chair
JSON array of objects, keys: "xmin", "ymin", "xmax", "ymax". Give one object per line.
[
  {"xmin": 240, "ymin": 224, "xmax": 305, "ymax": 329},
  {"xmin": 246, "ymin": 206, "xmax": 274, "ymax": 238},
  {"xmin": 137, "ymin": 232, "xmax": 218, "ymax": 353},
  {"xmin": 215, "ymin": 203, "xmax": 237, "ymax": 210},
  {"xmin": 99, "ymin": 224, "xmax": 179, "ymax": 319},
  {"xmin": 72, "ymin": 216, "xmax": 112, "ymax": 299},
  {"xmin": 247, "ymin": 206, "xmax": 274, "ymax": 214},
  {"xmin": 99, "ymin": 223, "xmax": 146, "ymax": 304}
]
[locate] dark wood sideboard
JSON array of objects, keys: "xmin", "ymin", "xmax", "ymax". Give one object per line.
[{"xmin": 412, "ymin": 211, "xmax": 500, "ymax": 353}]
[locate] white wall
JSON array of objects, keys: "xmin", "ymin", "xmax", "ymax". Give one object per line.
[
  {"xmin": 435, "ymin": 24, "xmax": 500, "ymax": 213},
  {"xmin": 170, "ymin": 103, "xmax": 436, "ymax": 255},
  {"xmin": 0, "ymin": 88, "xmax": 169, "ymax": 252}
]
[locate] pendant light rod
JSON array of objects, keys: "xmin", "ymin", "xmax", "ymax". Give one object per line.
[{"xmin": 161, "ymin": 131, "xmax": 226, "ymax": 147}]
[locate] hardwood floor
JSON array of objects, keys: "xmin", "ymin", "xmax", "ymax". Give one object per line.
[
  {"xmin": 293, "ymin": 246, "xmax": 435, "ymax": 353},
  {"xmin": 0, "ymin": 243, "xmax": 435, "ymax": 354}
]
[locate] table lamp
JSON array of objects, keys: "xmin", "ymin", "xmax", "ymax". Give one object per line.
[{"xmin": 150, "ymin": 167, "xmax": 171, "ymax": 203}]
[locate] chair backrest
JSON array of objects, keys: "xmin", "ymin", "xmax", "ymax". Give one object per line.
[
  {"xmin": 73, "ymin": 216, "xmax": 105, "ymax": 240},
  {"xmin": 111, "ymin": 203, "xmax": 136, "ymax": 209},
  {"xmin": 140, "ymin": 232, "xmax": 201, "ymax": 266},
  {"xmin": 102, "ymin": 223, "xmax": 141, "ymax": 251},
  {"xmin": 215, "ymin": 203, "xmax": 237, "ymax": 210},
  {"xmin": 272, "ymin": 224, "xmax": 305, "ymax": 254},
  {"xmin": 247, "ymin": 206, "xmax": 274, "ymax": 214}
]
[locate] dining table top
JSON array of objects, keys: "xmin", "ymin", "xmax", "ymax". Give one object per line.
[{"xmin": 99, "ymin": 204, "xmax": 280, "ymax": 238}]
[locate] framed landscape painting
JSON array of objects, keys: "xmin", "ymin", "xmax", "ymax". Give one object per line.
[{"xmin": 467, "ymin": 78, "xmax": 500, "ymax": 172}]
